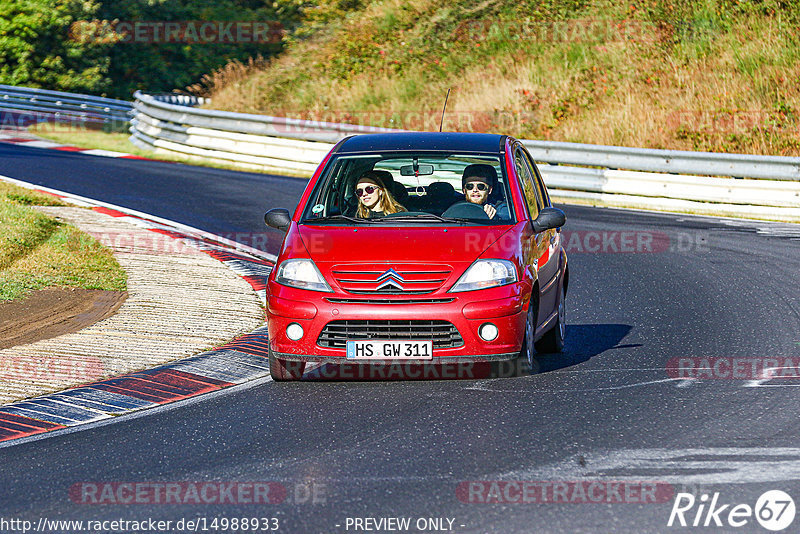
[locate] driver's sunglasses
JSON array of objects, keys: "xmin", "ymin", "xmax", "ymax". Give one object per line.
[
  {"xmin": 355, "ymin": 185, "xmax": 379, "ymax": 197},
  {"xmin": 465, "ymin": 182, "xmax": 488, "ymax": 191}
]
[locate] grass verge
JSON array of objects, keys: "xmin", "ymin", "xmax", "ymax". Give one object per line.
[
  {"xmin": 26, "ymin": 125, "xmax": 143, "ymax": 156},
  {"xmin": 0, "ymin": 183, "xmax": 127, "ymax": 302}
]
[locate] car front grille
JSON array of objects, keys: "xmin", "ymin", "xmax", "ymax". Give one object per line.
[
  {"xmin": 317, "ymin": 320, "xmax": 464, "ymax": 349},
  {"xmin": 324, "ymin": 298, "xmax": 455, "ymax": 305},
  {"xmin": 330, "ymin": 264, "xmax": 452, "ymax": 294}
]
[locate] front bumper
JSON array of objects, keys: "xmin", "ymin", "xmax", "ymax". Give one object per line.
[
  {"xmin": 271, "ymin": 351, "xmax": 520, "ymax": 364},
  {"xmin": 267, "ymin": 280, "xmax": 529, "ymax": 363}
]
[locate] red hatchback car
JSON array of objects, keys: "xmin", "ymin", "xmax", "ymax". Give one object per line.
[{"xmin": 264, "ymin": 133, "xmax": 568, "ymax": 380}]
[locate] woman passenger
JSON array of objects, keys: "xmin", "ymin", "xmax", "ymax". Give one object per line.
[{"xmin": 355, "ymin": 171, "xmax": 406, "ymax": 218}]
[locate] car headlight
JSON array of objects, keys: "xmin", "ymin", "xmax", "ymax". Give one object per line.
[
  {"xmin": 449, "ymin": 259, "xmax": 517, "ymax": 292},
  {"xmin": 275, "ymin": 259, "xmax": 332, "ymax": 292}
]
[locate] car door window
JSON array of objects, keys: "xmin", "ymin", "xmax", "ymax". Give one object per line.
[
  {"xmin": 522, "ymin": 149, "xmax": 550, "ymax": 208},
  {"xmin": 514, "ymin": 148, "xmax": 540, "ymax": 220}
]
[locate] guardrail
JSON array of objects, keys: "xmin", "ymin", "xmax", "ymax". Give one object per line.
[
  {"xmin": 128, "ymin": 91, "xmax": 800, "ymax": 220},
  {"xmin": 130, "ymin": 91, "xmax": 342, "ymax": 174},
  {"xmin": 0, "ymin": 84, "xmax": 132, "ymax": 130},
  {"xmin": 538, "ymin": 164, "xmax": 800, "ymax": 220},
  {"xmin": 10, "ymin": 84, "xmax": 794, "ymax": 219},
  {"xmin": 522, "ymin": 140, "xmax": 800, "ymax": 181}
]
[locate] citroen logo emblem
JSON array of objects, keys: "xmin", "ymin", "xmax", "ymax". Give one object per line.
[
  {"xmin": 376, "ymin": 268, "xmax": 405, "ymax": 283},
  {"xmin": 376, "ymin": 268, "xmax": 404, "ymax": 291},
  {"xmin": 376, "ymin": 279, "xmax": 404, "ymax": 291}
]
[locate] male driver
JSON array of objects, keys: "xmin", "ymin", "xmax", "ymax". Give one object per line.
[{"xmin": 462, "ymin": 163, "xmax": 501, "ymax": 219}]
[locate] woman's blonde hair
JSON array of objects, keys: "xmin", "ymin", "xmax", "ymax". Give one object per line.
[{"xmin": 355, "ymin": 172, "xmax": 406, "ymax": 217}]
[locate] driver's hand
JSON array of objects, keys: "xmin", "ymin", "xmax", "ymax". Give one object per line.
[{"xmin": 484, "ymin": 204, "xmax": 497, "ymax": 219}]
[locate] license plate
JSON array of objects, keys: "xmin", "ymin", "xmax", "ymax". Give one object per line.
[{"xmin": 346, "ymin": 340, "xmax": 433, "ymax": 360}]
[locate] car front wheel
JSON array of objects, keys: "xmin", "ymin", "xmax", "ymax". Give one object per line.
[
  {"xmin": 515, "ymin": 294, "xmax": 539, "ymax": 375},
  {"xmin": 269, "ymin": 348, "xmax": 306, "ymax": 381}
]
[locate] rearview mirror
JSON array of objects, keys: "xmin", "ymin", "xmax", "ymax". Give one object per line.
[
  {"xmin": 532, "ymin": 207, "xmax": 566, "ymax": 233},
  {"xmin": 264, "ymin": 208, "xmax": 291, "ymax": 232},
  {"xmin": 400, "ymin": 164, "xmax": 434, "ymax": 176}
]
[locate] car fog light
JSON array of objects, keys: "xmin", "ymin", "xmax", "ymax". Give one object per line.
[
  {"xmin": 479, "ymin": 323, "xmax": 499, "ymax": 342},
  {"xmin": 286, "ymin": 323, "xmax": 304, "ymax": 341}
]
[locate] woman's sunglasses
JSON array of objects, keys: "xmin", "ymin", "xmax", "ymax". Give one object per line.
[
  {"xmin": 465, "ymin": 182, "xmax": 488, "ymax": 191},
  {"xmin": 355, "ymin": 185, "xmax": 379, "ymax": 197}
]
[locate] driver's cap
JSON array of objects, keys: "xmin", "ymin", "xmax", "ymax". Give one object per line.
[{"xmin": 462, "ymin": 164, "xmax": 497, "ymax": 188}]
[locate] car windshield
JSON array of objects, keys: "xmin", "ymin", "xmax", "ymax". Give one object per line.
[{"xmin": 299, "ymin": 152, "xmax": 516, "ymax": 226}]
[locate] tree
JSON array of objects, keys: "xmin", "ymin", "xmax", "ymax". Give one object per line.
[
  {"xmin": 0, "ymin": 0, "xmax": 309, "ymax": 99},
  {"xmin": 0, "ymin": 0, "xmax": 112, "ymax": 94},
  {"xmin": 96, "ymin": 0, "xmax": 293, "ymax": 99}
]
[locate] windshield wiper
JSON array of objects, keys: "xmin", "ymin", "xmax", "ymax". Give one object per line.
[
  {"xmin": 302, "ymin": 214, "xmax": 376, "ymax": 224},
  {"xmin": 379, "ymin": 213, "xmax": 484, "ymax": 224}
]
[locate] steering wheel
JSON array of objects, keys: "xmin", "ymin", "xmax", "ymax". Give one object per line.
[{"xmin": 441, "ymin": 202, "xmax": 490, "ymax": 219}]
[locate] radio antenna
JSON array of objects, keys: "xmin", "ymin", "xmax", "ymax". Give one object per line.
[{"xmin": 439, "ymin": 88, "xmax": 451, "ymax": 132}]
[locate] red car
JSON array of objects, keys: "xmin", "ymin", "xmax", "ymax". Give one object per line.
[{"xmin": 264, "ymin": 133, "xmax": 568, "ymax": 380}]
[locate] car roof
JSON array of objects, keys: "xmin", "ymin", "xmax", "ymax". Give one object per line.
[{"xmin": 334, "ymin": 132, "xmax": 507, "ymax": 154}]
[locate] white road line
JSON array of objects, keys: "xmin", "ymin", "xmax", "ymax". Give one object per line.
[
  {"xmin": 16, "ymin": 140, "xmax": 63, "ymax": 149},
  {"xmin": 502, "ymin": 448, "xmax": 800, "ymax": 484}
]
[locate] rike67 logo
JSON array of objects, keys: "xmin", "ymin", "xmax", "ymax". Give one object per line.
[{"xmin": 668, "ymin": 490, "xmax": 795, "ymax": 531}]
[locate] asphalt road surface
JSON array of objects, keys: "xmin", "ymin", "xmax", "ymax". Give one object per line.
[{"xmin": 2, "ymin": 143, "xmax": 800, "ymax": 533}]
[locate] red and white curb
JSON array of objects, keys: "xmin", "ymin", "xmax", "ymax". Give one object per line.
[
  {"xmin": 0, "ymin": 175, "xmax": 276, "ymax": 445},
  {"xmin": 0, "ymin": 131, "xmax": 154, "ymax": 161}
]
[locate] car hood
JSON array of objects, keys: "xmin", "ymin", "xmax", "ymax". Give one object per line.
[{"xmin": 297, "ymin": 224, "xmax": 515, "ymax": 265}]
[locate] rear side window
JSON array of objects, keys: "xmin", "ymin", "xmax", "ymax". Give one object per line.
[
  {"xmin": 514, "ymin": 148, "xmax": 541, "ymax": 220},
  {"xmin": 522, "ymin": 149, "xmax": 550, "ymax": 208}
]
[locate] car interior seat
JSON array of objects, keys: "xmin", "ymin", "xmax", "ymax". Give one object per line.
[
  {"xmin": 391, "ymin": 181, "xmax": 410, "ymax": 207},
  {"xmin": 425, "ymin": 182, "xmax": 457, "ymax": 215}
]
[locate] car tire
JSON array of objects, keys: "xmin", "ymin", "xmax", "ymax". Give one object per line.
[
  {"xmin": 515, "ymin": 293, "xmax": 539, "ymax": 375},
  {"xmin": 268, "ymin": 348, "xmax": 306, "ymax": 381},
  {"xmin": 535, "ymin": 285, "xmax": 566, "ymax": 354}
]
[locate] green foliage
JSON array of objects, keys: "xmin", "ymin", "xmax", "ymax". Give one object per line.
[
  {"xmin": 0, "ymin": 200, "xmax": 59, "ymax": 270},
  {"xmin": 0, "ymin": 0, "xmax": 308, "ymax": 99},
  {"xmin": 0, "ymin": 0, "xmax": 111, "ymax": 93},
  {"xmin": 96, "ymin": 0, "xmax": 294, "ymax": 99},
  {"xmin": 292, "ymin": 0, "xmax": 366, "ymax": 36}
]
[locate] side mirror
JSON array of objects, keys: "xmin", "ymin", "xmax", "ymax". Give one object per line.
[
  {"xmin": 264, "ymin": 208, "xmax": 291, "ymax": 232},
  {"xmin": 532, "ymin": 207, "xmax": 566, "ymax": 233}
]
